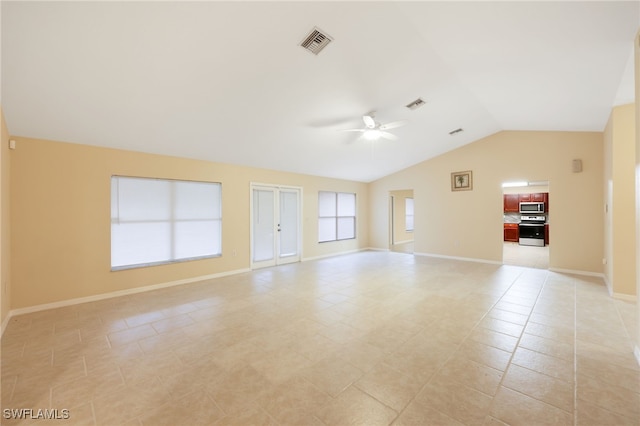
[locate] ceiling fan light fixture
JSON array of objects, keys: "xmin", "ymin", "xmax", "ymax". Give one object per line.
[{"xmin": 363, "ymin": 129, "xmax": 382, "ymax": 140}]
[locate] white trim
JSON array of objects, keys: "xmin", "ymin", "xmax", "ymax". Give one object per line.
[
  {"xmin": 634, "ymin": 345, "xmax": 640, "ymax": 367},
  {"xmin": 602, "ymin": 274, "xmax": 637, "ymax": 301},
  {"xmin": 611, "ymin": 292, "xmax": 637, "ymax": 302},
  {"xmin": 548, "ymin": 267, "xmax": 605, "ymax": 278},
  {"xmin": 392, "ymin": 239, "xmax": 414, "ymax": 245},
  {"xmin": 366, "ymin": 247, "xmax": 389, "ymax": 252},
  {"xmin": 6, "ymin": 268, "xmax": 250, "ymax": 319},
  {"xmin": 302, "ymin": 247, "xmax": 370, "ymax": 262},
  {"xmin": 1, "ymin": 312, "xmax": 11, "ymax": 337},
  {"xmin": 413, "ymin": 252, "xmax": 503, "ymax": 265},
  {"xmin": 249, "ymin": 183, "xmax": 303, "ymax": 270},
  {"xmin": 603, "ymin": 274, "xmax": 614, "ymax": 297}
]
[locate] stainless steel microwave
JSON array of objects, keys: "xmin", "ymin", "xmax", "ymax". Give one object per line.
[{"xmin": 519, "ymin": 202, "xmax": 544, "ymax": 214}]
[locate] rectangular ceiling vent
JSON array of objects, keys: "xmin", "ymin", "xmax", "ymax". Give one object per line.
[
  {"xmin": 449, "ymin": 128, "xmax": 464, "ymax": 135},
  {"xmin": 405, "ymin": 98, "xmax": 426, "ymax": 110},
  {"xmin": 300, "ymin": 27, "xmax": 333, "ymax": 55}
]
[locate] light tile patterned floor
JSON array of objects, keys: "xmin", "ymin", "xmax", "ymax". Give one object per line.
[
  {"xmin": 1, "ymin": 251, "xmax": 638, "ymax": 425},
  {"xmin": 503, "ymin": 242, "xmax": 549, "ymax": 270}
]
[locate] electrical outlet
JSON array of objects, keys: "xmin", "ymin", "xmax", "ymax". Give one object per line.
[{"xmin": 602, "ymin": 258, "xmax": 607, "ymax": 265}]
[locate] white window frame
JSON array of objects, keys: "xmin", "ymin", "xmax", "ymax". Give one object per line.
[
  {"xmin": 318, "ymin": 191, "xmax": 356, "ymax": 243},
  {"xmin": 111, "ymin": 176, "xmax": 222, "ymax": 270},
  {"xmin": 405, "ymin": 197, "xmax": 414, "ymax": 232}
]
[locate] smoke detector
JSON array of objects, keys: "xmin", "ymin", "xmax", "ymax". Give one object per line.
[{"xmin": 300, "ymin": 27, "xmax": 333, "ymax": 55}]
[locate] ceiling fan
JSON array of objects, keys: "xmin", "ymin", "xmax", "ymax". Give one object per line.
[{"xmin": 341, "ymin": 112, "xmax": 408, "ymax": 141}]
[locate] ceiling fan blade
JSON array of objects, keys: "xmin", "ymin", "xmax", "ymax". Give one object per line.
[
  {"xmin": 339, "ymin": 129, "xmax": 366, "ymax": 133},
  {"xmin": 380, "ymin": 131, "xmax": 398, "ymax": 141},
  {"xmin": 362, "ymin": 115, "xmax": 376, "ymax": 129},
  {"xmin": 379, "ymin": 120, "xmax": 408, "ymax": 130}
]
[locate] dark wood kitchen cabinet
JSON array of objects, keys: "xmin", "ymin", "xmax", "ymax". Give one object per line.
[
  {"xmin": 504, "ymin": 194, "xmax": 520, "ymax": 212},
  {"xmin": 545, "ymin": 224, "xmax": 549, "ymax": 245},
  {"xmin": 504, "ymin": 223, "xmax": 519, "ymax": 242},
  {"xmin": 544, "ymin": 193, "xmax": 549, "ymax": 212},
  {"xmin": 531, "ymin": 193, "xmax": 546, "ymax": 202},
  {"xmin": 504, "ymin": 192, "xmax": 549, "ymax": 213}
]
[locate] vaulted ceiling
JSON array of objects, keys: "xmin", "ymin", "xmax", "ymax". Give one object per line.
[{"xmin": 2, "ymin": 1, "xmax": 638, "ymax": 182}]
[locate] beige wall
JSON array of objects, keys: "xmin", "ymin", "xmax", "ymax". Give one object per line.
[
  {"xmin": 634, "ymin": 28, "xmax": 640, "ymax": 362},
  {"xmin": 603, "ymin": 104, "xmax": 636, "ymax": 297},
  {"xmin": 390, "ymin": 189, "xmax": 414, "ymax": 245},
  {"xmin": 1, "ymin": 109, "xmax": 11, "ymax": 329},
  {"xmin": 9, "ymin": 137, "xmax": 368, "ymax": 309},
  {"xmin": 370, "ymin": 131, "xmax": 604, "ymax": 273}
]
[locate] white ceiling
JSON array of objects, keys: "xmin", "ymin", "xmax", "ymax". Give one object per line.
[{"xmin": 2, "ymin": 1, "xmax": 638, "ymax": 182}]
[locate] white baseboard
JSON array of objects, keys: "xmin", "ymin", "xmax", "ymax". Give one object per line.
[
  {"xmin": 392, "ymin": 239, "xmax": 414, "ymax": 245},
  {"xmin": 549, "ymin": 268, "xmax": 637, "ymax": 300},
  {"xmin": 600, "ymin": 274, "xmax": 636, "ymax": 301},
  {"xmin": 603, "ymin": 274, "xmax": 613, "ymax": 296},
  {"xmin": 1, "ymin": 312, "xmax": 11, "ymax": 337},
  {"xmin": 634, "ymin": 345, "xmax": 640, "ymax": 367},
  {"xmin": 5, "ymin": 268, "xmax": 251, "ymax": 320},
  {"xmin": 3, "ymin": 248, "xmax": 376, "ymax": 336},
  {"xmin": 413, "ymin": 251, "xmax": 503, "ymax": 265},
  {"xmin": 548, "ymin": 267, "xmax": 605, "ymax": 279},
  {"xmin": 301, "ymin": 248, "xmax": 371, "ymax": 262},
  {"xmin": 611, "ymin": 292, "xmax": 637, "ymax": 302}
]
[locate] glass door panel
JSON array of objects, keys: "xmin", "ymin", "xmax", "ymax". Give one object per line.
[
  {"xmin": 251, "ymin": 185, "xmax": 301, "ymax": 268},
  {"xmin": 279, "ymin": 189, "xmax": 299, "ymax": 259},
  {"xmin": 252, "ymin": 188, "xmax": 276, "ymax": 266}
]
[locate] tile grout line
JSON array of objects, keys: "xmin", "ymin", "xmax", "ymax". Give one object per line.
[
  {"xmin": 390, "ymin": 266, "xmax": 528, "ymax": 424},
  {"xmin": 611, "ymin": 298, "xmax": 637, "ymax": 352},
  {"xmin": 484, "ymin": 270, "xmax": 548, "ymax": 422}
]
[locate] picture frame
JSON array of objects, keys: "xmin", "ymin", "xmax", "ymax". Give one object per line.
[{"xmin": 451, "ymin": 170, "xmax": 473, "ymax": 191}]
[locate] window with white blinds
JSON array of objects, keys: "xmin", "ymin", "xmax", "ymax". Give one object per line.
[
  {"xmin": 318, "ymin": 191, "xmax": 356, "ymax": 242},
  {"xmin": 111, "ymin": 176, "xmax": 222, "ymax": 270},
  {"xmin": 405, "ymin": 198, "xmax": 414, "ymax": 231}
]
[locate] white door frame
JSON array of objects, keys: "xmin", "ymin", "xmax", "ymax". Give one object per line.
[{"xmin": 250, "ymin": 183, "xmax": 302, "ymax": 269}]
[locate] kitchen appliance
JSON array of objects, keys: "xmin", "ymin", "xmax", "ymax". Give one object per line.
[
  {"xmin": 519, "ymin": 215, "xmax": 546, "ymax": 247},
  {"xmin": 519, "ymin": 202, "xmax": 545, "ymax": 214}
]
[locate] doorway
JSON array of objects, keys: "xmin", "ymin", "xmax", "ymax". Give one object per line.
[
  {"xmin": 389, "ymin": 189, "xmax": 414, "ymax": 254},
  {"xmin": 502, "ymin": 181, "xmax": 550, "ymax": 269},
  {"xmin": 251, "ymin": 184, "xmax": 301, "ymax": 269}
]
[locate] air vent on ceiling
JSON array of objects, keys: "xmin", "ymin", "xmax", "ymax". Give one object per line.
[
  {"xmin": 300, "ymin": 27, "xmax": 333, "ymax": 55},
  {"xmin": 449, "ymin": 128, "xmax": 464, "ymax": 135},
  {"xmin": 405, "ymin": 98, "xmax": 426, "ymax": 110}
]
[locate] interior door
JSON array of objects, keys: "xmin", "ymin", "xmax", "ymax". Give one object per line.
[{"xmin": 251, "ymin": 185, "xmax": 301, "ymax": 269}]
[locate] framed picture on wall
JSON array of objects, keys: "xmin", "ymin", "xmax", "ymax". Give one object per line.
[{"xmin": 451, "ymin": 170, "xmax": 473, "ymax": 191}]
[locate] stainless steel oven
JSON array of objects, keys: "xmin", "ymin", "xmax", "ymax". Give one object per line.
[{"xmin": 519, "ymin": 215, "xmax": 545, "ymax": 247}]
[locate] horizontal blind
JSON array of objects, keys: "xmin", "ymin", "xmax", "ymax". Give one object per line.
[
  {"xmin": 111, "ymin": 176, "xmax": 221, "ymax": 269},
  {"xmin": 318, "ymin": 191, "xmax": 355, "ymax": 242}
]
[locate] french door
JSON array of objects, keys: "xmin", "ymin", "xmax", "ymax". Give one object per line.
[{"xmin": 251, "ymin": 184, "xmax": 301, "ymax": 269}]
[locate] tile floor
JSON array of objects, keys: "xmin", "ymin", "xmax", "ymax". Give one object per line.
[
  {"xmin": 390, "ymin": 242, "xmax": 414, "ymax": 255},
  {"xmin": 1, "ymin": 251, "xmax": 638, "ymax": 425},
  {"xmin": 503, "ymin": 242, "xmax": 549, "ymax": 270}
]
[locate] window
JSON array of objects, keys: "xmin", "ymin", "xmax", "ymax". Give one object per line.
[
  {"xmin": 318, "ymin": 191, "xmax": 356, "ymax": 242},
  {"xmin": 405, "ymin": 198, "xmax": 414, "ymax": 232},
  {"xmin": 111, "ymin": 176, "xmax": 222, "ymax": 270}
]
